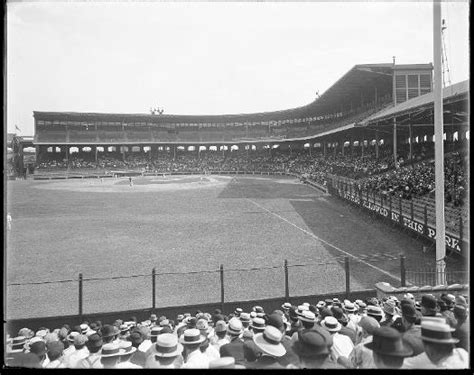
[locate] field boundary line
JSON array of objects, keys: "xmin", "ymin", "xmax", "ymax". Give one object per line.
[{"xmin": 246, "ymin": 198, "xmax": 403, "ymax": 283}]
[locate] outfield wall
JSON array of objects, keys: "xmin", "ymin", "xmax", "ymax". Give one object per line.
[{"xmin": 5, "ymin": 289, "xmax": 375, "ymax": 336}]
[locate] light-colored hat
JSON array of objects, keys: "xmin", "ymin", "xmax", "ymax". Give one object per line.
[
  {"xmin": 343, "ymin": 301, "xmax": 357, "ymax": 313},
  {"xmin": 227, "ymin": 318, "xmax": 243, "ymax": 336},
  {"xmin": 179, "ymin": 328, "xmax": 206, "ymax": 345},
  {"xmin": 155, "ymin": 333, "xmax": 183, "ymax": 357},
  {"xmin": 73, "ymin": 334, "xmax": 88, "ymax": 346},
  {"xmin": 214, "ymin": 320, "xmax": 227, "ymax": 333},
  {"xmin": 321, "ymin": 316, "xmax": 342, "ymax": 332},
  {"xmin": 150, "ymin": 327, "xmax": 162, "ymax": 338},
  {"xmin": 66, "ymin": 331, "xmax": 80, "ymax": 343},
  {"xmin": 250, "ymin": 317, "xmax": 266, "ymax": 332},
  {"xmin": 239, "ymin": 313, "xmax": 251, "ymax": 323},
  {"xmin": 100, "ymin": 343, "xmax": 122, "ymax": 357},
  {"xmin": 253, "ymin": 326, "xmax": 286, "ymax": 357},
  {"xmin": 316, "ymin": 301, "xmax": 326, "ymax": 309},
  {"xmin": 118, "ymin": 340, "xmax": 137, "ymax": 355},
  {"xmin": 35, "ymin": 330, "xmax": 48, "ymax": 339},
  {"xmin": 403, "ymin": 293, "xmax": 415, "ymax": 301},
  {"xmin": 420, "ymin": 318, "xmax": 459, "ymax": 344},
  {"xmin": 367, "ymin": 305, "xmax": 384, "ymax": 318},
  {"xmin": 298, "ymin": 310, "xmax": 316, "ymax": 323},
  {"xmin": 296, "ymin": 305, "xmax": 309, "ymax": 316},
  {"xmin": 282, "ymin": 302, "xmax": 292, "ymax": 310},
  {"xmin": 209, "ymin": 357, "xmax": 236, "ymax": 369},
  {"xmin": 302, "ymin": 302, "xmax": 310, "ymax": 308},
  {"xmin": 196, "ymin": 319, "xmax": 212, "ymax": 336}
]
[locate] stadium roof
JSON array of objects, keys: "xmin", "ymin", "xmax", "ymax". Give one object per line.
[
  {"xmin": 34, "ymin": 62, "xmax": 422, "ymax": 124},
  {"xmin": 359, "ymin": 79, "xmax": 469, "ymax": 126}
]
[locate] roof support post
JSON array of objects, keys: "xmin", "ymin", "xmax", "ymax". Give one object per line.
[
  {"xmin": 409, "ymin": 121, "xmax": 413, "ymax": 161},
  {"xmin": 375, "ymin": 129, "xmax": 379, "ymax": 159},
  {"xmin": 393, "ymin": 118, "xmax": 397, "ymax": 167}
]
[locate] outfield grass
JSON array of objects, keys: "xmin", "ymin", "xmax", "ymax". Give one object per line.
[{"xmin": 6, "ymin": 175, "xmax": 466, "ymax": 319}]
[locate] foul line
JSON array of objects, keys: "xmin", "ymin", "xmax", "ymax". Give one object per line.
[{"xmin": 246, "ymin": 198, "xmax": 403, "ymax": 283}]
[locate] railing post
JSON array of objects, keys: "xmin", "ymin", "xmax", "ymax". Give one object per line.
[
  {"xmin": 152, "ymin": 267, "xmax": 156, "ymax": 310},
  {"xmin": 344, "ymin": 257, "xmax": 350, "ymax": 299},
  {"xmin": 284, "ymin": 260, "xmax": 290, "ymax": 302},
  {"xmin": 78, "ymin": 273, "xmax": 83, "ymax": 320},
  {"xmin": 220, "ymin": 264, "xmax": 225, "ymax": 313},
  {"xmin": 400, "ymin": 255, "xmax": 406, "ymax": 287},
  {"xmin": 410, "ymin": 201, "xmax": 414, "ymax": 220}
]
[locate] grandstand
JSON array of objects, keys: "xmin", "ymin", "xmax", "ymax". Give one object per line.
[{"xmin": 6, "ymin": 62, "xmax": 469, "ymax": 369}]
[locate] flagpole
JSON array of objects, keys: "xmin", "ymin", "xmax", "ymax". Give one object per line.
[{"xmin": 433, "ymin": 0, "xmax": 446, "ymax": 285}]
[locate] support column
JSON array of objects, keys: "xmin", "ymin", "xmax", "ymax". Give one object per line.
[
  {"xmin": 409, "ymin": 123, "xmax": 413, "ymax": 161},
  {"xmin": 350, "ymin": 137, "xmax": 353, "ymax": 156},
  {"xmin": 375, "ymin": 130, "xmax": 379, "ymax": 159},
  {"xmin": 341, "ymin": 140, "xmax": 345, "ymax": 156},
  {"xmin": 173, "ymin": 145, "xmax": 176, "ymax": 160},
  {"xmin": 393, "ymin": 118, "xmax": 397, "ymax": 167},
  {"xmin": 94, "ymin": 146, "xmax": 98, "ymax": 163},
  {"xmin": 361, "ymin": 139, "xmax": 364, "ymax": 157},
  {"xmin": 323, "ymin": 141, "xmax": 327, "ymax": 158},
  {"xmin": 333, "ymin": 142, "xmax": 337, "ymax": 157}
]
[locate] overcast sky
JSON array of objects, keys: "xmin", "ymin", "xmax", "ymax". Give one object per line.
[{"xmin": 6, "ymin": 0, "xmax": 469, "ymax": 135}]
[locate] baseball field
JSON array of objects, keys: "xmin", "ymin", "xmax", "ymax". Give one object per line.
[{"xmin": 5, "ymin": 175, "xmax": 466, "ymax": 320}]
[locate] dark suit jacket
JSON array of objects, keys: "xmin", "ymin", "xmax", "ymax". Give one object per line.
[
  {"xmin": 247, "ymin": 355, "xmax": 286, "ymax": 369},
  {"xmin": 219, "ymin": 337, "xmax": 245, "ymax": 365},
  {"xmin": 453, "ymin": 319, "xmax": 469, "ymax": 352}
]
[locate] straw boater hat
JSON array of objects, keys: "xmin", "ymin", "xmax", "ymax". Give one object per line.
[
  {"xmin": 179, "ymin": 328, "xmax": 206, "ymax": 345},
  {"xmin": 316, "ymin": 301, "xmax": 326, "ymax": 309},
  {"xmin": 154, "ymin": 333, "xmax": 183, "ymax": 358},
  {"xmin": 298, "ymin": 310, "xmax": 316, "ymax": 323},
  {"xmin": 100, "ymin": 343, "xmax": 123, "ymax": 357},
  {"xmin": 366, "ymin": 305, "xmax": 384, "ymax": 319},
  {"xmin": 420, "ymin": 318, "xmax": 459, "ymax": 344},
  {"xmin": 227, "ymin": 318, "xmax": 243, "ymax": 336},
  {"xmin": 250, "ymin": 317, "xmax": 266, "ymax": 332},
  {"xmin": 67, "ymin": 331, "xmax": 80, "ymax": 343},
  {"xmin": 343, "ymin": 301, "xmax": 357, "ymax": 313},
  {"xmin": 9, "ymin": 336, "xmax": 27, "ymax": 352},
  {"xmin": 364, "ymin": 326, "xmax": 413, "ymax": 357},
  {"xmin": 320, "ymin": 316, "xmax": 342, "ymax": 333},
  {"xmin": 281, "ymin": 302, "xmax": 292, "ymax": 311},
  {"xmin": 296, "ymin": 305, "xmax": 309, "ymax": 317},
  {"xmin": 196, "ymin": 319, "xmax": 212, "ymax": 337},
  {"xmin": 118, "ymin": 340, "xmax": 137, "ymax": 356},
  {"xmin": 239, "ymin": 313, "xmax": 251, "ymax": 323},
  {"xmin": 252, "ymin": 326, "xmax": 286, "ymax": 358}
]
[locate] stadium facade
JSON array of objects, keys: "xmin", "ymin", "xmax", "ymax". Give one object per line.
[{"xmin": 29, "ymin": 62, "xmax": 469, "ymax": 166}]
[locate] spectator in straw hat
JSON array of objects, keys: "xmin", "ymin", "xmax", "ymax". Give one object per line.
[
  {"xmin": 99, "ymin": 343, "xmax": 122, "ymax": 369},
  {"xmin": 115, "ymin": 340, "xmax": 141, "ymax": 368},
  {"xmin": 248, "ymin": 325, "xmax": 287, "ymax": 369},
  {"xmin": 62, "ymin": 331, "xmax": 79, "ymax": 365},
  {"xmin": 250, "ymin": 317, "xmax": 266, "ymax": 334},
  {"xmin": 291, "ymin": 326, "xmax": 343, "ymax": 369},
  {"xmin": 321, "ymin": 316, "xmax": 354, "ymax": 361},
  {"xmin": 209, "ymin": 356, "xmax": 245, "ymax": 369},
  {"xmin": 197, "ymin": 319, "xmax": 219, "ymax": 362},
  {"xmin": 146, "ymin": 333, "xmax": 183, "ymax": 369},
  {"xmin": 6, "ymin": 336, "xmax": 28, "ymax": 365},
  {"xmin": 180, "ymin": 328, "xmax": 209, "ymax": 369},
  {"xmin": 349, "ymin": 316, "xmax": 380, "ymax": 369},
  {"xmin": 209, "ymin": 320, "xmax": 229, "ymax": 350},
  {"xmin": 365, "ymin": 326, "xmax": 413, "ymax": 369},
  {"xmin": 77, "ymin": 333, "xmax": 103, "ymax": 369},
  {"xmin": 67, "ymin": 334, "xmax": 89, "ymax": 368},
  {"xmin": 452, "ymin": 304, "xmax": 468, "ymax": 352},
  {"xmin": 366, "ymin": 305, "xmax": 384, "ymax": 323},
  {"xmin": 239, "ymin": 312, "xmax": 251, "ymax": 331},
  {"xmin": 403, "ymin": 317, "xmax": 468, "ymax": 369},
  {"xmin": 44, "ymin": 341, "xmax": 66, "ymax": 369},
  {"xmin": 399, "ymin": 300, "xmax": 424, "ymax": 356},
  {"xmin": 118, "ymin": 324, "xmax": 130, "ymax": 341},
  {"xmin": 291, "ymin": 310, "xmax": 316, "ymax": 343},
  {"xmin": 381, "ymin": 300, "xmax": 397, "ymax": 328},
  {"xmin": 219, "ymin": 318, "xmax": 245, "ymax": 366},
  {"xmin": 266, "ymin": 312, "xmax": 299, "ymax": 368}
]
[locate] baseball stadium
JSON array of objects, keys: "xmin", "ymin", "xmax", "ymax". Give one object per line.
[{"xmin": 5, "ymin": 3, "xmax": 469, "ymax": 370}]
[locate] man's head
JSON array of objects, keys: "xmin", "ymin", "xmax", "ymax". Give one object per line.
[
  {"xmin": 46, "ymin": 341, "xmax": 64, "ymax": 362},
  {"xmin": 420, "ymin": 294, "xmax": 438, "ymax": 316},
  {"xmin": 86, "ymin": 333, "xmax": 103, "ymax": 354},
  {"xmin": 420, "ymin": 317, "xmax": 458, "ymax": 364},
  {"xmin": 73, "ymin": 334, "xmax": 88, "ymax": 350},
  {"xmin": 364, "ymin": 326, "xmax": 413, "ymax": 368},
  {"xmin": 292, "ymin": 327, "xmax": 332, "ymax": 368}
]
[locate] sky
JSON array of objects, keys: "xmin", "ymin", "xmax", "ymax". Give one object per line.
[{"xmin": 6, "ymin": 0, "xmax": 470, "ymax": 136}]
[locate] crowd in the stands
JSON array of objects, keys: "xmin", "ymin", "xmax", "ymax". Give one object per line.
[
  {"xmin": 360, "ymin": 152, "xmax": 468, "ymax": 205},
  {"xmin": 6, "ymin": 293, "xmax": 469, "ymax": 369},
  {"xmin": 33, "ymin": 141, "xmax": 468, "ymax": 206}
]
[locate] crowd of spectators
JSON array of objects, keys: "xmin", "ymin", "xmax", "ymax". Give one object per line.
[
  {"xmin": 33, "ymin": 142, "xmax": 467, "ymax": 206},
  {"xmin": 6, "ymin": 292, "xmax": 468, "ymax": 369},
  {"xmin": 360, "ymin": 152, "xmax": 468, "ymax": 206}
]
